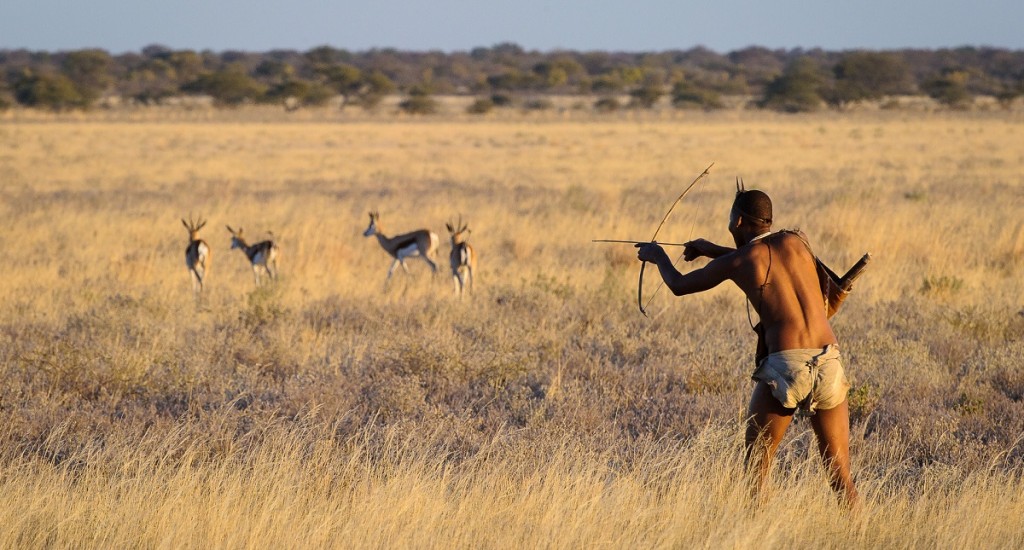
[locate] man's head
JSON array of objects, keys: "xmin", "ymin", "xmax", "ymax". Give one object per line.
[{"xmin": 729, "ymin": 189, "xmax": 772, "ymax": 244}]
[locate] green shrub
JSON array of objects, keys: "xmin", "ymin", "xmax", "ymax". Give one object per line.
[
  {"xmin": 759, "ymin": 57, "xmax": 826, "ymax": 113},
  {"xmin": 671, "ymin": 81, "xmax": 724, "ymax": 110},
  {"xmin": 13, "ymin": 71, "xmax": 87, "ymax": 110},
  {"xmin": 263, "ymin": 79, "xmax": 334, "ymax": 107},
  {"xmin": 466, "ymin": 98, "xmax": 494, "ymax": 114},
  {"xmin": 184, "ymin": 65, "xmax": 266, "ymax": 106},
  {"xmin": 399, "ymin": 94, "xmax": 438, "ymax": 114},
  {"xmin": 490, "ymin": 93, "xmax": 513, "ymax": 107},
  {"xmin": 594, "ymin": 97, "xmax": 620, "ymax": 112},
  {"xmin": 828, "ymin": 52, "xmax": 913, "ymax": 107},
  {"xmin": 522, "ymin": 98, "xmax": 553, "ymax": 111},
  {"xmin": 629, "ymin": 84, "xmax": 665, "ymax": 109},
  {"xmin": 922, "ymin": 70, "xmax": 973, "ymax": 109}
]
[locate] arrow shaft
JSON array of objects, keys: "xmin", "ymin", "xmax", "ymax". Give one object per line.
[{"xmin": 592, "ymin": 239, "xmax": 689, "ymax": 247}]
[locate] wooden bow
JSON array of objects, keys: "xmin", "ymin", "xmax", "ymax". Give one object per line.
[{"xmin": 636, "ymin": 163, "xmax": 714, "ymax": 316}]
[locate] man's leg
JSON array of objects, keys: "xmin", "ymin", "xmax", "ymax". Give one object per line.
[
  {"xmin": 745, "ymin": 381, "xmax": 795, "ymax": 501},
  {"xmin": 809, "ymin": 399, "xmax": 859, "ymax": 509}
]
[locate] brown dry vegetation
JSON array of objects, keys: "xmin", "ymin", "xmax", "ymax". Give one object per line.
[{"xmin": 0, "ymin": 108, "xmax": 1022, "ymax": 547}]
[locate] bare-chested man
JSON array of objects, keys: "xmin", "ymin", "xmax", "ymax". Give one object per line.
[{"xmin": 635, "ymin": 188, "xmax": 859, "ymax": 508}]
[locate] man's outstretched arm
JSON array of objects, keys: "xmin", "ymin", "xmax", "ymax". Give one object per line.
[
  {"xmin": 683, "ymin": 238, "xmax": 735, "ymax": 261},
  {"xmin": 637, "ymin": 243, "xmax": 738, "ymax": 296}
]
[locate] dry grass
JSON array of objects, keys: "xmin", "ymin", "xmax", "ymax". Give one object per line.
[{"xmin": 0, "ymin": 108, "xmax": 1022, "ymax": 547}]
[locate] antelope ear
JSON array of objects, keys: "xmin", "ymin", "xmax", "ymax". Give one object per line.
[
  {"xmin": 446, "ymin": 223, "xmax": 453, "ymax": 232},
  {"xmin": 182, "ymin": 219, "xmax": 189, "ymax": 229},
  {"xmin": 197, "ymin": 221, "xmax": 206, "ymax": 231},
  {"xmin": 226, "ymin": 225, "xmax": 233, "ymax": 233}
]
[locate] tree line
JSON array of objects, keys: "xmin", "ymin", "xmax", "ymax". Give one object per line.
[{"xmin": 1, "ymin": 43, "xmax": 1021, "ymax": 113}]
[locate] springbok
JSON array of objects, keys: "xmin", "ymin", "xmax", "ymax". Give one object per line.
[
  {"xmin": 446, "ymin": 216, "xmax": 477, "ymax": 297},
  {"xmin": 226, "ymin": 225, "xmax": 280, "ymax": 286},
  {"xmin": 182, "ymin": 215, "xmax": 210, "ymax": 293},
  {"xmin": 363, "ymin": 211, "xmax": 439, "ymax": 287}
]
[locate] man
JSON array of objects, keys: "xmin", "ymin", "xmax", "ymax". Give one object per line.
[{"xmin": 635, "ymin": 188, "xmax": 859, "ymax": 508}]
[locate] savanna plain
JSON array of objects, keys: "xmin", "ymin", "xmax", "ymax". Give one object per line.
[{"xmin": 0, "ymin": 107, "xmax": 1022, "ymax": 548}]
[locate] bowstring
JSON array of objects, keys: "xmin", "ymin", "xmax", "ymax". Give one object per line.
[{"xmin": 641, "ymin": 173, "xmax": 711, "ymax": 315}]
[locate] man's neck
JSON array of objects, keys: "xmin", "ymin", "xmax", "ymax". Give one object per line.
[{"xmin": 741, "ymin": 230, "xmax": 772, "ymax": 246}]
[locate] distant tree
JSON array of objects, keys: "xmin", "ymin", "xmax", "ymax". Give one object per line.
[
  {"xmin": 629, "ymin": 83, "xmax": 665, "ymax": 109},
  {"xmin": 167, "ymin": 50, "xmax": 205, "ymax": 84},
  {"xmin": 590, "ymin": 73, "xmax": 624, "ymax": 94},
  {"xmin": 313, "ymin": 63, "xmax": 363, "ymax": 106},
  {"xmin": 922, "ymin": 70, "xmax": 973, "ymax": 108},
  {"xmin": 522, "ymin": 97, "xmax": 553, "ymax": 111},
  {"xmin": 995, "ymin": 81, "xmax": 1023, "ymax": 109},
  {"xmin": 728, "ymin": 47, "xmax": 786, "ymax": 89},
  {"xmin": 122, "ymin": 56, "xmax": 182, "ymax": 104},
  {"xmin": 304, "ymin": 45, "xmax": 352, "ymax": 66},
  {"xmin": 487, "ymin": 69, "xmax": 541, "ymax": 91},
  {"xmin": 671, "ymin": 80, "xmax": 724, "ymax": 110},
  {"xmin": 466, "ymin": 97, "xmax": 494, "ymax": 114},
  {"xmin": 359, "ymin": 70, "xmax": 396, "ymax": 109},
  {"xmin": 12, "ymin": 70, "xmax": 86, "ymax": 110},
  {"xmin": 0, "ymin": 89, "xmax": 12, "ymax": 111},
  {"xmin": 254, "ymin": 59, "xmax": 295, "ymax": 84},
  {"xmin": 827, "ymin": 51, "xmax": 913, "ymax": 107},
  {"xmin": 759, "ymin": 57, "xmax": 827, "ymax": 112},
  {"xmin": 490, "ymin": 93, "xmax": 513, "ymax": 107},
  {"xmin": 183, "ymin": 64, "xmax": 265, "ymax": 106},
  {"xmin": 61, "ymin": 49, "xmax": 112, "ymax": 104},
  {"xmin": 399, "ymin": 84, "xmax": 438, "ymax": 114},
  {"xmin": 263, "ymin": 79, "xmax": 333, "ymax": 107},
  {"xmin": 532, "ymin": 62, "xmax": 567, "ymax": 89},
  {"xmin": 532, "ymin": 56, "xmax": 585, "ymax": 91},
  {"xmin": 141, "ymin": 44, "xmax": 174, "ymax": 59},
  {"xmin": 594, "ymin": 97, "xmax": 620, "ymax": 112}
]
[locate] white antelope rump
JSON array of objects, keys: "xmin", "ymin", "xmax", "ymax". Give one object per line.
[
  {"xmin": 363, "ymin": 210, "xmax": 439, "ymax": 288},
  {"xmin": 182, "ymin": 215, "xmax": 210, "ymax": 293},
  {"xmin": 446, "ymin": 217, "xmax": 477, "ymax": 297},
  {"xmin": 226, "ymin": 225, "xmax": 280, "ymax": 286}
]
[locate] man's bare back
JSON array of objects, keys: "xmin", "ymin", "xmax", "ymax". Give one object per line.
[{"xmin": 727, "ymin": 231, "xmax": 838, "ymax": 354}]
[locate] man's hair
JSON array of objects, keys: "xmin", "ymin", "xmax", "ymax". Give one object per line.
[{"xmin": 732, "ymin": 190, "xmax": 772, "ymax": 227}]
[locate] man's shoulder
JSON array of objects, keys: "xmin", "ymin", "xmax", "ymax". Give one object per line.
[
  {"xmin": 773, "ymin": 230, "xmax": 815, "ymax": 253},
  {"xmin": 775, "ymin": 228, "xmax": 809, "ymax": 242}
]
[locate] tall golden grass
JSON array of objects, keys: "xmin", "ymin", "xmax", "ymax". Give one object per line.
[{"xmin": 0, "ymin": 109, "xmax": 1022, "ymax": 547}]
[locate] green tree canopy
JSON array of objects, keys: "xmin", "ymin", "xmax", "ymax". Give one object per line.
[
  {"xmin": 184, "ymin": 64, "xmax": 265, "ymax": 106},
  {"xmin": 61, "ymin": 49, "xmax": 112, "ymax": 104},
  {"xmin": 759, "ymin": 57, "xmax": 827, "ymax": 113},
  {"xmin": 671, "ymin": 80, "xmax": 724, "ymax": 110},
  {"xmin": 13, "ymin": 70, "xmax": 86, "ymax": 110},
  {"xmin": 828, "ymin": 51, "xmax": 913, "ymax": 106},
  {"xmin": 922, "ymin": 69, "xmax": 973, "ymax": 109}
]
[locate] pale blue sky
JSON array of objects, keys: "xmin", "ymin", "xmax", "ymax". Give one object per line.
[{"xmin": 2, "ymin": 0, "xmax": 1021, "ymax": 53}]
